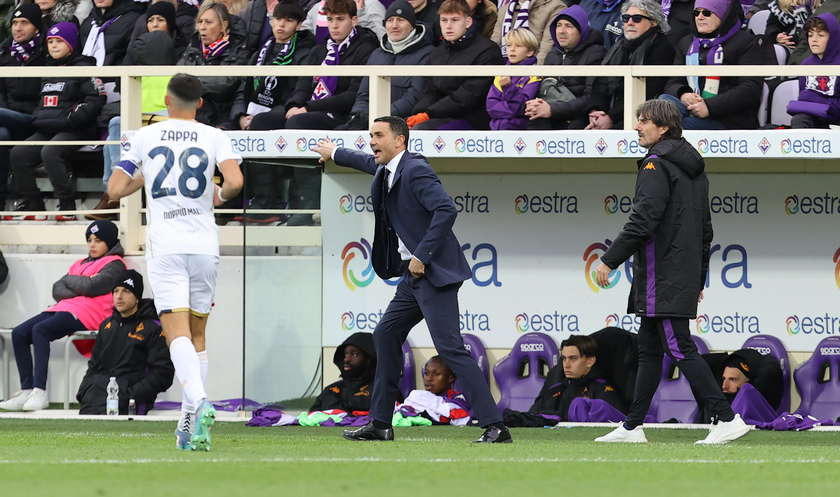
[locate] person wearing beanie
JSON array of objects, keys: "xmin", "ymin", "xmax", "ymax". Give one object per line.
[
  {"xmin": 0, "ymin": 4, "xmax": 48, "ymax": 211},
  {"xmin": 524, "ymin": 5, "xmax": 609, "ymax": 130},
  {"xmin": 0, "ymin": 219, "xmax": 126, "ymax": 412},
  {"xmin": 341, "ymin": 0, "xmax": 433, "ymax": 131},
  {"xmin": 77, "ymin": 269, "xmax": 175, "ymax": 415},
  {"xmin": 147, "ymin": 1, "xmax": 177, "ymax": 36},
  {"xmin": 6, "ymin": 19, "xmax": 104, "ymax": 221},
  {"xmin": 661, "ymin": 0, "xmax": 765, "ymax": 130}
]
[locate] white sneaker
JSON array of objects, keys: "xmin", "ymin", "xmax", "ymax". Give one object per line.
[
  {"xmin": 0, "ymin": 389, "xmax": 33, "ymax": 411},
  {"xmin": 695, "ymin": 414, "xmax": 751, "ymax": 445},
  {"xmin": 21, "ymin": 388, "xmax": 49, "ymax": 411},
  {"xmin": 595, "ymin": 424, "xmax": 648, "ymax": 443}
]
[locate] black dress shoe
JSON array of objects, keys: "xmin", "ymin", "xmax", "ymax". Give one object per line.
[
  {"xmin": 473, "ymin": 425, "xmax": 513, "ymax": 443},
  {"xmin": 342, "ymin": 421, "xmax": 395, "ymax": 441}
]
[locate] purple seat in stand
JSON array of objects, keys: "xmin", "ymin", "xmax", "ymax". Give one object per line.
[
  {"xmin": 452, "ymin": 333, "xmax": 491, "ymax": 393},
  {"xmin": 493, "ymin": 333, "xmax": 559, "ymax": 414},
  {"xmin": 794, "ymin": 336, "xmax": 840, "ymax": 421},
  {"xmin": 742, "ymin": 335, "xmax": 791, "ymax": 415}
]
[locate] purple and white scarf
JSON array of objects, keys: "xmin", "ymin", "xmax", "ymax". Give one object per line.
[
  {"xmin": 685, "ymin": 21, "xmax": 740, "ymax": 93},
  {"xmin": 82, "ymin": 16, "xmax": 122, "ymax": 66},
  {"xmin": 501, "ymin": 0, "xmax": 529, "ymax": 58},
  {"xmin": 311, "ymin": 27, "xmax": 357, "ymax": 101},
  {"xmin": 661, "ymin": 0, "xmax": 672, "ymax": 17},
  {"xmin": 10, "ymin": 34, "xmax": 40, "ymax": 63}
]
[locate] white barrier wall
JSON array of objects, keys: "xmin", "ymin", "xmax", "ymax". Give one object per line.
[{"xmin": 322, "ymin": 173, "xmax": 840, "ymax": 353}]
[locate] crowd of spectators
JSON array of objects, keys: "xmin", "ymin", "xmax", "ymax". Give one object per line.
[{"xmin": 0, "ymin": 0, "xmax": 837, "ymax": 220}]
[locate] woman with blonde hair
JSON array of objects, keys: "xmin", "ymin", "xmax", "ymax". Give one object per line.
[{"xmin": 767, "ymin": 0, "xmax": 819, "ymax": 50}]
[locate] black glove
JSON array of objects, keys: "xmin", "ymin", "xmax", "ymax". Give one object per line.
[{"xmin": 347, "ymin": 112, "xmax": 368, "ymax": 131}]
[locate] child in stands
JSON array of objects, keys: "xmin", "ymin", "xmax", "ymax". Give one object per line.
[
  {"xmin": 787, "ymin": 13, "xmax": 840, "ymax": 128},
  {"xmin": 486, "ymin": 27, "xmax": 541, "ymax": 130}
]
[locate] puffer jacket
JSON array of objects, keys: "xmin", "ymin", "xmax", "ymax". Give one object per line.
[
  {"xmin": 787, "ymin": 12, "xmax": 840, "ymax": 122},
  {"xmin": 0, "ymin": 32, "xmax": 48, "ymax": 114},
  {"xmin": 31, "ymin": 51, "xmax": 106, "ymax": 135}
]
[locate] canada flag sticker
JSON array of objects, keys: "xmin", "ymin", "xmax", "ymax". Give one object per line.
[{"xmin": 44, "ymin": 95, "xmax": 58, "ymax": 107}]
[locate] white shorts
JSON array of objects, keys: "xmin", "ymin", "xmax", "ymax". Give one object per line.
[{"xmin": 146, "ymin": 254, "xmax": 219, "ymax": 316}]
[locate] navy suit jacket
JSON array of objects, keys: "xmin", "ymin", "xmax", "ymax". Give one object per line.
[{"xmin": 334, "ymin": 147, "xmax": 472, "ymax": 288}]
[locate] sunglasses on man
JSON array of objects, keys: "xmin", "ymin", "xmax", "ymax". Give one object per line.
[
  {"xmin": 621, "ymin": 14, "xmax": 651, "ymax": 23},
  {"xmin": 692, "ymin": 8, "xmax": 713, "ymax": 17}
]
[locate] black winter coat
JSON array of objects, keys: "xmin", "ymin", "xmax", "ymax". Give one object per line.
[
  {"xmin": 598, "ymin": 27, "xmax": 675, "ymax": 128},
  {"xmin": 126, "ymin": 1, "xmax": 196, "ymax": 56},
  {"xmin": 79, "ymin": 0, "xmax": 143, "ymax": 66},
  {"xmin": 411, "ymin": 29, "xmax": 504, "ymax": 130},
  {"xmin": 77, "ymin": 299, "xmax": 175, "ymax": 415},
  {"xmin": 32, "ymin": 52, "xmax": 106, "ymax": 135},
  {"xmin": 601, "ymin": 138, "xmax": 712, "ymax": 318},
  {"xmin": 177, "ymin": 16, "xmax": 251, "ymax": 125},
  {"xmin": 230, "ymin": 30, "xmax": 317, "ymax": 121},
  {"xmin": 664, "ymin": 0, "xmax": 695, "ymax": 49},
  {"xmin": 309, "ymin": 332, "xmax": 377, "ymax": 413},
  {"xmin": 543, "ymin": 28, "xmax": 609, "ymax": 124},
  {"xmin": 287, "ymin": 27, "xmax": 379, "ymax": 116},
  {"xmin": 0, "ymin": 34, "xmax": 48, "ymax": 115},
  {"xmin": 664, "ymin": 2, "xmax": 766, "ymax": 130}
]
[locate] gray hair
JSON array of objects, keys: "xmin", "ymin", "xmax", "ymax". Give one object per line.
[
  {"xmin": 636, "ymin": 99, "xmax": 682, "ymax": 141},
  {"xmin": 621, "ymin": 0, "xmax": 670, "ymax": 34}
]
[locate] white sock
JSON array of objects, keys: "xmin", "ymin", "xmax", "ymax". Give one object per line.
[
  {"xmin": 198, "ymin": 350, "xmax": 208, "ymax": 386},
  {"xmin": 170, "ymin": 336, "xmax": 206, "ymax": 412}
]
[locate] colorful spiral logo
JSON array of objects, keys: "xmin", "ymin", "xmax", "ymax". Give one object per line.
[
  {"xmin": 536, "ymin": 140, "xmax": 547, "ymax": 155},
  {"xmin": 515, "ymin": 313, "xmax": 529, "ymax": 333},
  {"xmin": 296, "ymin": 138, "xmax": 307, "ymax": 153},
  {"xmin": 583, "ymin": 240, "xmax": 619, "ymax": 293},
  {"xmin": 833, "ymin": 247, "xmax": 840, "ymax": 290},
  {"xmin": 339, "ymin": 194, "xmax": 353, "ymax": 214},
  {"xmin": 784, "ymin": 195, "xmax": 799, "ymax": 215},
  {"xmin": 696, "ymin": 314, "xmax": 710, "ymax": 334},
  {"xmin": 617, "ymin": 139, "xmax": 628, "ymax": 155},
  {"xmin": 786, "ymin": 315, "xmax": 800, "ymax": 335},
  {"xmin": 514, "ymin": 195, "xmax": 528, "ymax": 214},
  {"xmin": 455, "ymin": 138, "xmax": 466, "ymax": 153},
  {"xmin": 341, "ymin": 239, "xmax": 375, "ymax": 291},
  {"xmin": 604, "ymin": 194, "xmax": 619, "ymax": 215},
  {"xmin": 697, "ymin": 139, "xmax": 709, "ymax": 154},
  {"xmin": 781, "ymin": 139, "xmax": 792, "ymax": 154},
  {"xmin": 605, "ymin": 314, "xmax": 619, "ymax": 327},
  {"xmin": 341, "ymin": 312, "xmax": 355, "ymax": 331}
]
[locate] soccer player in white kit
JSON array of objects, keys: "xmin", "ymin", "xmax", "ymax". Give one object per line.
[{"xmin": 108, "ymin": 74, "xmax": 244, "ymax": 451}]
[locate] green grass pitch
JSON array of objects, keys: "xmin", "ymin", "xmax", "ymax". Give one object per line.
[{"xmin": 1, "ymin": 420, "xmax": 838, "ymax": 496}]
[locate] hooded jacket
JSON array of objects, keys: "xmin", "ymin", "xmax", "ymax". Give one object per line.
[
  {"xmin": 542, "ymin": 6, "xmax": 609, "ymax": 123},
  {"xmin": 490, "ymin": 0, "xmax": 566, "ymax": 64},
  {"xmin": 787, "ymin": 13, "xmax": 840, "ymax": 122},
  {"xmin": 231, "ymin": 29, "xmax": 317, "ymax": 121},
  {"xmin": 350, "ymin": 25, "xmax": 434, "ymax": 118},
  {"xmin": 597, "ymin": 25, "xmax": 675, "ymax": 128},
  {"xmin": 789, "ymin": 0, "xmax": 840, "ymax": 64},
  {"xmin": 411, "ymin": 26, "xmax": 504, "ymax": 129},
  {"xmin": 286, "ymin": 27, "xmax": 379, "ymax": 116},
  {"xmin": 77, "ymin": 299, "xmax": 175, "ymax": 415},
  {"xmin": 79, "ymin": 0, "xmax": 143, "ymax": 66},
  {"xmin": 309, "ymin": 332, "xmax": 377, "ymax": 413},
  {"xmin": 699, "ymin": 348, "xmax": 784, "ymax": 420},
  {"xmin": 0, "ymin": 31, "xmax": 48, "ymax": 115},
  {"xmin": 664, "ymin": 0, "xmax": 765, "ymax": 130},
  {"xmin": 486, "ymin": 56, "xmax": 540, "ymax": 130},
  {"xmin": 31, "ymin": 51, "xmax": 106, "ymax": 136},
  {"xmin": 601, "ymin": 138, "xmax": 712, "ymax": 318},
  {"xmin": 177, "ymin": 15, "xmax": 251, "ymax": 125}
]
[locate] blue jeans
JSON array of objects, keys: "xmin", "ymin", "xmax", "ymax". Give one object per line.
[
  {"xmin": 658, "ymin": 94, "xmax": 727, "ymax": 130},
  {"xmin": 102, "ymin": 116, "xmax": 121, "ymax": 190},
  {"xmin": 12, "ymin": 311, "xmax": 86, "ymax": 390},
  {"xmin": 0, "ymin": 107, "xmax": 35, "ymax": 199}
]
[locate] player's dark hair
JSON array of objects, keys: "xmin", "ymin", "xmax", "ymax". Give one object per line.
[
  {"xmin": 374, "ymin": 116, "xmax": 409, "ymax": 145},
  {"xmin": 273, "ymin": 0, "xmax": 305, "ymax": 23},
  {"xmin": 636, "ymin": 98, "xmax": 682, "ymax": 141},
  {"xmin": 425, "ymin": 355, "xmax": 456, "ymax": 379},
  {"xmin": 560, "ymin": 335, "xmax": 598, "ymax": 358},
  {"xmin": 167, "ymin": 73, "xmax": 203, "ymax": 107}
]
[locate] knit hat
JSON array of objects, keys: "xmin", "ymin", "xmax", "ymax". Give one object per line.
[
  {"xmin": 12, "ymin": 4, "xmax": 43, "ymax": 33},
  {"xmin": 724, "ymin": 354, "xmax": 754, "ymax": 381},
  {"xmin": 85, "ymin": 219, "xmax": 119, "ymax": 250},
  {"xmin": 384, "ymin": 0, "xmax": 416, "ymax": 28},
  {"xmin": 693, "ymin": 0, "xmax": 730, "ymax": 20},
  {"xmin": 112, "ymin": 269, "xmax": 144, "ymax": 302},
  {"xmin": 147, "ymin": 1, "xmax": 177, "ymax": 33},
  {"xmin": 46, "ymin": 22, "xmax": 79, "ymax": 54}
]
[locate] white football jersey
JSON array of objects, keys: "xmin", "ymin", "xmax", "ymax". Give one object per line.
[{"xmin": 117, "ymin": 119, "xmax": 242, "ymax": 259}]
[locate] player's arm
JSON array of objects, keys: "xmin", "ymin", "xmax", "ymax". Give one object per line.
[
  {"xmin": 215, "ymin": 158, "xmax": 243, "ymax": 207},
  {"xmin": 108, "ymin": 160, "xmax": 145, "ymax": 200}
]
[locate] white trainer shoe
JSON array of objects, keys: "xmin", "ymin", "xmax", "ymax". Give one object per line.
[
  {"xmin": 695, "ymin": 414, "xmax": 751, "ymax": 445},
  {"xmin": 595, "ymin": 424, "xmax": 648, "ymax": 443},
  {"xmin": 21, "ymin": 388, "xmax": 49, "ymax": 411},
  {"xmin": 0, "ymin": 389, "xmax": 33, "ymax": 411}
]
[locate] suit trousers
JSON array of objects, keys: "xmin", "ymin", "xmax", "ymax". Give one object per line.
[
  {"xmin": 369, "ymin": 270, "xmax": 502, "ymax": 427},
  {"xmin": 624, "ymin": 316, "xmax": 734, "ymax": 428}
]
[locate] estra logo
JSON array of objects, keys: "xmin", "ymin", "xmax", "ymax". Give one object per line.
[
  {"xmin": 617, "ymin": 139, "xmax": 643, "ymax": 155},
  {"xmin": 606, "ymin": 313, "xmax": 640, "ymax": 332},
  {"xmin": 339, "ymin": 194, "xmax": 373, "ymax": 214},
  {"xmin": 786, "ymin": 314, "xmax": 840, "ymax": 335},
  {"xmin": 514, "ymin": 312, "xmax": 579, "ymax": 333},
  {"xmin": 341, "ymin": 239, "xmax": 375, "ymax": 290},
  {"xmin": 697, "ymin": 138, "xmax": 748, "ymax": 154},
  {"xmin": 454, "ymin": 137, "xmax": 505, "ymax": 154},
  {"xmin": 604, "ymin": 194, "xmax": 632, "ymax": 215},
  {"xmin": 513, "ymin": 193, "xmax": 579, "ymax": 214},
  {"xmin": 341, "ymin": 309, "xmax": 489, "ymax": 332},
  {"xmin": 535, "ymin": 138, "xmax": 585, "ymax": 155},
  {"xmin": 783, "ymin": 193, "xmax": 840, "ymax": 215},
  {"xmin": 583, "ymin": 239, "xmax": 622, "ymax": 292},
  {"xmin": 781, "ymin": 137, "xmax": 831, "ymax": 154},
  {"xmin": 296, "ymin": 135, "xmax": 345, "ymax": 153},
  {"xmin": 696, "ymin": 313, "xmax": 760, "ymax": 334}
]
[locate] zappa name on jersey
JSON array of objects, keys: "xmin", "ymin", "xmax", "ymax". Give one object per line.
[{"xmin": 160, "ymin": 130, "xmax": 199, "ymax": 142}]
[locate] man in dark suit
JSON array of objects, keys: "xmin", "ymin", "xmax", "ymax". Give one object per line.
[{"xmin": 312, "ymin": 116, "xmax": 511, "ymax": 443}]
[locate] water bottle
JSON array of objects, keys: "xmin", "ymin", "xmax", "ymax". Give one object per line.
[
  {"xmin": 128, "ymin": 399, "xmax": 136, "ymax": 420},
  {"xmin": 106, "ymin": 377, "xmax": 119, "ymax": 416}
]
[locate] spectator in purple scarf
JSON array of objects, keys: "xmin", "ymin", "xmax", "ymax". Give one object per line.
[{"xmin": 786, "ymin": 13, "xmax": 840, "ymax": 128}]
